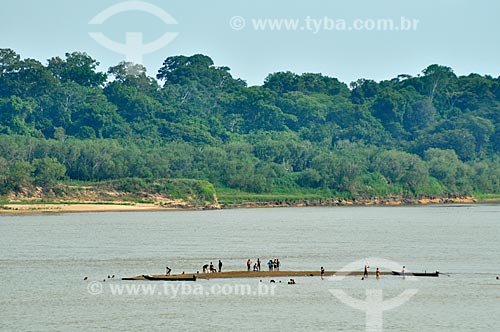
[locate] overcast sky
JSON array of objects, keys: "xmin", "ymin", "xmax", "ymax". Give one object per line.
[{"xmin": 1, "ymin": 0, "xmax": 499, "ymax": 85}]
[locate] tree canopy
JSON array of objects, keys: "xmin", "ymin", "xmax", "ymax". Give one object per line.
[{"xmin": 0, "ymin": 48, "xmax": 499, "ymax": 198}]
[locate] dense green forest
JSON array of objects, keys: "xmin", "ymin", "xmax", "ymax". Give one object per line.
[{"xmin": 0, "ymin": 48, "xmax": 499, "ymax": 201}]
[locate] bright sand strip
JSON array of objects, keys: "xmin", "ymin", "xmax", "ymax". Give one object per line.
[
  {"xmin": 0, "ymin": 203, "xmax": 170, "ymax": 214},
  {"xmin": 123, "ymin": 270, "xmax": 394, "ymax": 280}
]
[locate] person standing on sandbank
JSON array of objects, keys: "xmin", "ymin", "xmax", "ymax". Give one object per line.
[
  {"xmin": 247, "ymin": 259, "xmax": 252, "ymax": 271},
  {"xmin": 218, "ymin": 260, "xmax": 223, "ymax": 272}
]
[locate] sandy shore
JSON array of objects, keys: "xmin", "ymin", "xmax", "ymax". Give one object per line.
[
  {"xmin": 123, "ymin": 270, "xmax": 394, "ymax": 280},
  {"xmin": 0, "ymin": 196, "xmax": 490, "ymax": 214},
  {"xmin": 0, "ymin": 203, "xmax": 173, "ymax": 214}
]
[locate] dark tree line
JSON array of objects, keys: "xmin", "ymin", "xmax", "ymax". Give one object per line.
[{"xmin": 0, "ymin": 49, "xmax": 499, "ymax": 197}]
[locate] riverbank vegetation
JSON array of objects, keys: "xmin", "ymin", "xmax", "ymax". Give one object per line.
[{"xmin": 0, "ymin": 49, "xmax": 499, "ymax": 204}]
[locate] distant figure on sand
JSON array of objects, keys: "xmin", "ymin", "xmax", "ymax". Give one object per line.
[
  {"xmin": 402, "ymin": 266, "xmax": 407, "ymax": 276},
  {"xmin": 364, "ymin": 264, "xmax": 369, "ymax": 278},
  {"xmin": 288, "ymin": 279, "xmax": 296, "ymax": 284},
  {"xmin": 253, "ymin": 263, "xmax": 259, "ymax": 272},
  {"xmin": 218, "ymin": 260, "xmax": 223, "ymax": 273},
  {"xmin": 165, "ymin": 266, "xmax": 172, "ymax": 276},
  {"xmin": 276, "ymin": 258, "xmax": 280, "ymax": 271},
  {"xmin": 268, "ymin": 260, "xmax": 273, "ymax": 271},
  {"xmin": 203, "ymin": 264, "xmax": 209, "ymax": 273},
  {"xmin": 209, "ymin": 262, "xmax": 217, "ymax": 273},
  {"xmin": 321, "ymin": 267, "xmax": 325, "ymax": 280},
  {"xmin": 247, "ymin": 259, "xmax": 252, "ymax": 271},
  {"xmin": 376, "ymin": 268, "xmax": 381, "ymax": 279},
  {"xmin": 257, "ymin": 258, "xmax": 261, "ymax": 271}
]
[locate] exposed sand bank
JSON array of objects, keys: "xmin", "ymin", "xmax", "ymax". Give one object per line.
[
  {"xmin": 0, "ymin": 203, "xmax": 177, "ymax": 214},
  {"xmin": 122, "ymin": 270, "xmax": 394, "ymax": 281},
  {"xmin": 0, "ymin": 196, "xmax": 484, "ymax": 214}
]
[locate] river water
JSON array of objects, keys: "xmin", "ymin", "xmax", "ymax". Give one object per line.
[{"xmin": 1, "ymin": 205, "xmax": 499, "ymax": 331}]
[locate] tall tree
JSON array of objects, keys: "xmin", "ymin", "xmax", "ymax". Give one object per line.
[{"xmin": 48, "ymin": 52, "xmax": 106, "ymax": 87}]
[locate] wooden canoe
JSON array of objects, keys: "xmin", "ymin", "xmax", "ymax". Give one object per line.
[
  {"xmin": 141, "ymin": 274, "xmax": 197, "ymax": 281},
  {"xmin": 392, "ymin": 271, "xmax": 439, "ymax": 277}
]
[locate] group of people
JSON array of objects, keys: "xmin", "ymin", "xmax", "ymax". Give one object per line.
[
  {"xmin": 266, "ymin": 258, "xmax": 280, "ymax": 271},
  {"xmin": 202, "ymin": 260, "xmax": 223, "ymax": 273},
  {"xmin": 246, "ymin": 258, "xmax": 281, "ymax": 272},
  {"xmin": 163, "ymin": 260, "xmax": 225, "ymax": 274},
  {"xmin": 246, "ymin": 258, "xmax": 260, "ymax": 271},
  {"xmin": 163, "ymin": 262, "xmax": 418, "ymax": 280},
  {"xmin": 361, "ymin": 264, "xmax": 381, "ymax": 280},
  {"xmin": 155, "ymin": 262, "xmax": 425, "ymax": 280},
  {"xmin": 361, "ymin": 265, "xmax": 410, "ymax": 280}
]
